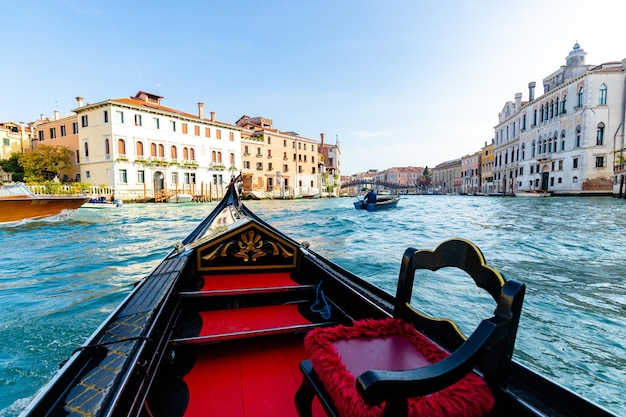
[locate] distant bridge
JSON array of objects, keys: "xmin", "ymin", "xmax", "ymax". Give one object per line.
[{"xmin": 340, "ymin": 179, "xmax": 413, "ymax": 190}]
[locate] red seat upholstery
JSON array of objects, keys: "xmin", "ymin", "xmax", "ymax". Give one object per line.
[
  {"xmin": 295, "ymin": 239, "xmax": 525, "ymax": 417},
  {"xmin": 304, "ymin": 318, "xmax": 494, "ymax": 417}
]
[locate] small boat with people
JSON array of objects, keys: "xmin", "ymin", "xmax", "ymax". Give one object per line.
[
  {"xmin": 0, "ymin": 182, "xmax": 90, "ymax": 223},
  {"xmin": 80, "ymin": 195, "xmax": 124, "ymax": 209},
  {"xmin": 20, "ymin": 176, "xmax": 616, "ymax": 417},
  {"xmin": 354, "ymin": 190, "xmax": 400, "ymax": 211}
]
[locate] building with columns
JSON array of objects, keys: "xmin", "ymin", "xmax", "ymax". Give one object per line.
[
  {"xmin": 493, "ymin": 43, "xmax": 625, "ymax": 195},
  {"xmin": 431, "ymin": 158, "xmax": 462, "ymax": 194},
  {"xmin": 74, "ymin": 91, "xmax": 242, "ymax": 200}
]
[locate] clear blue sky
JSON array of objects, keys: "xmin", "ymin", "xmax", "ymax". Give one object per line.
[{"xmin": 2, "ymin": 0, "xmax": 624, "ymax": 175}]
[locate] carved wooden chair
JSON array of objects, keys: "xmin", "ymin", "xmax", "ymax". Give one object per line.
[{"xmin": 295, "ymin": 238, "xmax": 525, "ymax": 417}]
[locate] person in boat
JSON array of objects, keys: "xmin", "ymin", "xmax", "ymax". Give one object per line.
[{"xmin": 364, "ymin": 189, "xmax": 377, "ymax": 204}]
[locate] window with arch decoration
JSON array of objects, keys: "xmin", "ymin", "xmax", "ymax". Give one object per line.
[
  {"xmin": 599, "ymin": 84, "xmax": 607, "ymax": 105},
  {"xmin": 596, "ymin": 122, "xmax": 605, "ymax": 146}
]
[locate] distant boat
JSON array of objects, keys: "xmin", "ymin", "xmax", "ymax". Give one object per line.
[
  {"xmin": 81, "ymin": 196, "xmax": 123, "ymax": 209},
  {"xmin": 167, "ymin": 193, "xmax": 193, "ymax": 203},
  {"xmin": 514, "ymin": 190, "xmax": 551, "ymax": 198},
  {"xmin": 354, "ymin": 195, "xmax": 400, "ymax": 211},
  {"xmin": 0, "ymin": 182, "xmax": 90, "ymax": 223}
]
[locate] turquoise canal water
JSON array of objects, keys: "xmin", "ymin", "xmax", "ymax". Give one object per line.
[{"xmin": 1, "ymin": 195, "xmax": 625, "ymax": 416}]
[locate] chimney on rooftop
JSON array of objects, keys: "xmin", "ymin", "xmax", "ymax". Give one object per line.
[
  {"xmin": 528, "ymin": 82, "xmax": 536, "ymax": 101},
  {"xmin": 76, "ymin": 96, "xmax": 84, "ymax": 107},
  {"xmin": 515, "ymin": 93, "xmax": 522, "ymax": 111},
  {"xmin": 198, "ymin": 102, "xmax": 204, "ymax": 119},
  {"xmin": 320, "ymin": 133, "xmax": 325, "ymax": 146},
  {"xmin": 210, "ymin": 111, "xmax": 215, "ymax": 122},
  {"xmin": 40, "ymin": 114, "xmax": 45, "ymax": 120},
  {"xmin": 54, "ymin": 110, "xmax": 59, "ymax": 121}
]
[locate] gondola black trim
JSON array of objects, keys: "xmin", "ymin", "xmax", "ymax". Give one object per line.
[{"xmin": 70, "ymin": 336, "xmax": 151, "ymax": 356}]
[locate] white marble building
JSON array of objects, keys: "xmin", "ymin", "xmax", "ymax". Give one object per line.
[{"xmin": 493, "ymin": 43, "xmax": 625, "ymax": 195}]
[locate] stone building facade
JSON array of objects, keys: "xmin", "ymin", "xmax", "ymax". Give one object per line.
[{"xmin": 493, "ymin": 43, "xmax": 625, "ymax": 195}]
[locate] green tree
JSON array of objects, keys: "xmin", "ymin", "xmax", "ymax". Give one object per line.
[
  {"xmin": 20, "ymin": 145, "xmax": 73, "ymax": 182},
  {"xmin": 0, "ymin": 153, "xmax": 25, "ymax": 182}
]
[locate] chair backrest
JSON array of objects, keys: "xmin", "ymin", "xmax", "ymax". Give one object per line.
[{"xmin": 392, "ymin": 238, "xmax": 525, "ymax": 388}]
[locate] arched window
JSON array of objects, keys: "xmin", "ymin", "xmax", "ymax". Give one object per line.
[
  {"xmin": 158, "ymin": 144, "xmax": 165, "ymax": 157},
  {"xmin": 217, "ymin": 151, "xmax": 222, "ymax": 163},
  {"xmin": 555, "ymin": 97, "xmax": 559, "ymax": 115},
  {"xmin": 117, "ymin": 138, "xmax": 126, "ymax": 155},
  {"xmin": 521, "ymin": 143, "xmax": 525, "ymax": 160},
  {"xmin": 540, "ymin": 105, "xmax": 544, "ymax": 122},
  {"xmin": 84, "ymin": 142, "xmax": 89, "ymax": 158},
  {"xmin": 150, "ymin": 143, "xmax": 157, "ymax": 157},
  {"xmin": 190, "ymin": 148, "xmax": 195, "ymax": 160},
  {"xmin": 183, "ymin": 147, "xmax": 189, "ymax": 160},
  {"xmin": 211, "ymin": 150, "xmax": 216, "ymax": 162},
  {"xmin": 171, "ymin": 145, "xmax": 177, "ymax": 159},
  {"xmin": 532, "ymin": 141, "xmax": 536, "ymax": 158},
  {"xmin": 136, "ymin": 141, "xmax": 144, "ymax": 157},
  {"xmin": 548, "ymin": 100, "xmax": 554, "ymax": 119},
  {"xmin": 229, "ymin": 152, "xmax": 235, "ymax": 165},
  {"xmin": 599, "ymin": 83, "xmax": 607, "ymax": 105},
  {"xmin": 104, "ymin": 138, "xmax": 110, "ymax": 155},
  {"xmin": 575, "ymin": 125, "xmax": 581, "ymax": 147},
  {"xmin": 561, "ymin": 94, "xmax": 567, "ymax": 113},
  {"xmin": 561, "ymin": 130, "xmax": 566, "ymax": 151},
  {"xmin": 577, "ymin": 86, "xmax": 584, "ymax": 107},
  {"xmin": 596, "ymin": 122, "xmax": 605, "ymax": 145}
]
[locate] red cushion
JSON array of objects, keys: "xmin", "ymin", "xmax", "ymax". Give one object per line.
[{"xmin": 304, "ymin": 318, "xmax": 494, "ymax": 417}]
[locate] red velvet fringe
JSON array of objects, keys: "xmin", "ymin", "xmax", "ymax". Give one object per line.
[{"xmin": 304, "ymin": 318, "xmax": 494, "ymax": 417}]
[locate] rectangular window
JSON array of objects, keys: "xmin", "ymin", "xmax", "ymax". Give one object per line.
[
  {"xmin": 230, "ymin": 131, "xmax": 234, "ymax": 141},
  {"xmin": 244, "ymin": 161, "xmax": 250, "ymax": 169},
  {"xmin": 194, "ymin": 125, "xmax": 200, "ymax": 136},
  {"xmin": 119, "ymin": 169, "xmax": 128, "ymax": 184},
  {"xmin": 216, "ymin": 129, "xmax": 222, "ymax": 139},
  {"xmin": 171, "ymin": 121, "xmax": 176, "ymax": 132},
  {"xmin": 171, "ymin": 171, "xmax": 178, "ymax": 184},
  {"xmin": 3, "ymin": 138, "xmax": 9, "ymax": 146},
  {"xmin": 134, "ymin": 114, "xmax": 142, "ymax": 126},
  {"xmin": 116, "ymin": 111, "xmax": 124, "ymax": 123},
  {"xmin": 60, "ymin": 125, "xmax": 66, "ymax": 137},
  {"xmin": 573, "ymin": 157, "xmax": 579, "ymax": 169},
  {"xmin": 182, "ymin": 123, "xmax": 188, "ymax": 134},
  {"xmin": 49, "ymin": 127, "xmax": 56, "ymax": 139},
  {"xmin": 81, "ymin": 115, "xmax": 88, "ymax": 127},
  {"xmin": 154, "ymin": 118, "xmax": 160, "ymax": 129},
  {"xmin": 558, "ymin": 160, "xmax": 563, "ymax": 170},
  {"xmin": 595, "ymin": 156, "xmax": 606, "ymax": 168},
  {"xmin": 104, "ymin": 110, "xmax": 109, "ymax": 123},
  {"xmin": 137, "ymin": 170, "xmax": 145, "ymax": 184},
  {"xmin": 205, "ymin": 127, "xmax": 211, "ymax": 137},
  {"xmin": 38, "ymin": 131, "xmax": 44, "ymax": 141}
]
